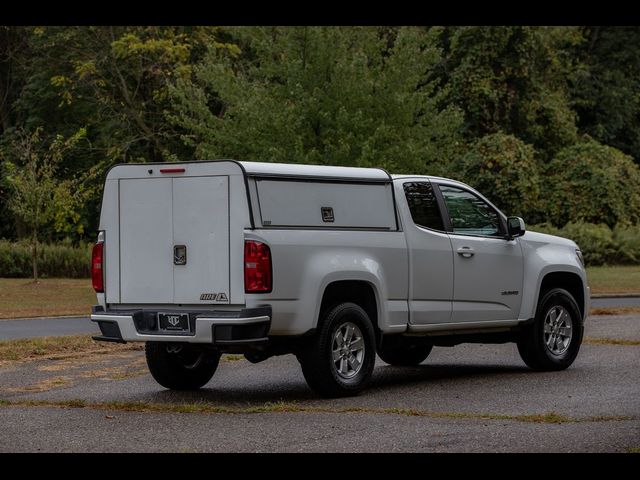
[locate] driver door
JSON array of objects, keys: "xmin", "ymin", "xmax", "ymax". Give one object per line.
[{"xmin": 436, "ymin": 183, "xmax": 524, "ymax": 323}]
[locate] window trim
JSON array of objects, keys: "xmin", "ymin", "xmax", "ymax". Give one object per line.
[
  {"xmin": 434, "ymin": 182, "xmax": 508, "ymax": 239},
  {"xmin": 402, "ymin": 181, "xmax": 449, "ymax": 234}
]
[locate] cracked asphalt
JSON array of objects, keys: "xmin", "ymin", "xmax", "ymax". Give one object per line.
[{"xmin": 0, "ymin": 315, "xmax": 638, "ymax": 452}]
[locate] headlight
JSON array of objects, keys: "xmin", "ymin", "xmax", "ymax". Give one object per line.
[{"xmin": 575, "ymin": 248, "xmax": 585, "ymax": 267}]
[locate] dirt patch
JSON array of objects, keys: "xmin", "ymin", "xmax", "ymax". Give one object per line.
[
  {"xmin": 0, "ymin": 335, "xmax": 142, "ymax": 368},
  {"xmin": 3, "ymin": 375, "xmax": 74, "ymax": 393},
  {"xmin": 1, "ymin": 349, "xmax": 146, "ymax": 394},
  {"xmin": 583, "ymin": 337, "xmax": 640, "ymax": 346},
  {"xmin": 590, "ymin": 307, "xmax": 640, "ymax": 316},
  {"xmin": 0, "ymin": 398, "xmax": 632, "ymax": 425}
]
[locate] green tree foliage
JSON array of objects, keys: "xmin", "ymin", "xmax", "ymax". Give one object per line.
[
  {"xmin": 1, "ymin": 26, "xmax": 235, "ymax": 240},
  {"xmin": 570, "ymin": 27, "xmax": 640, "ymax": 162},
  {"xmin": 455, "ymin": 133, "xmax": 541, "ymax": 222},
  {"xmin": 15, "ymin": 26, "xmax": 231, "ymax": 166},
  {"xmin": 170, "ymin": 27, "xmax": 464, "ymax": 175},
  {"xmin": 542, "ymin": 139, "xmax": 640, "ymax": 228},
  {"xmin": 443, "ymin": 26, "xmax": 581, "ymax": 159},
  {"xmin": 1, "ymin": 127, "xmax": 86, "ymax": 279},
  {"xmin": 0, "ymin": 25, "xmax": 640, "ymax": 259}
]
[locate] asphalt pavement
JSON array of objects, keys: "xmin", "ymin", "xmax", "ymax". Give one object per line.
[
  {"xmin": 591, "ymin": 296, "xmax": 640, "ymax": 308},
  {"xmin": 1, "ymin": 295, "xmax": 638, "ymax": 341},
  {"xmin": 0, "ymin": 314, "xmax": 638, "ymax": 452},
  {"xmin": 0, "ymin": 316, "xmax": 99, "ymax": 340}
]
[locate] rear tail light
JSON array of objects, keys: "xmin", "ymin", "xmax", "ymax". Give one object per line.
[
  {"xmin": 92, "ymin": 239, "xmax": 104, "ymax": 293},
  {"xmin": 244, "ymin": 240, "xmax": 272, "ymax": 293}
]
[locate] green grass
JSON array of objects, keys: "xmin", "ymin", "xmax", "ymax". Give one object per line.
[
  {"xmin": 587, "ymin": 265, "xmax": 640, "ymax": 294},
  {"xmin": 0, "ymin": 278, "xmax": 95, "ymax": 319}
]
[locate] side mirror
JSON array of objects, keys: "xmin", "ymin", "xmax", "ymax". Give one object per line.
[{"xmin": 506, "ymin": 216, "xmax": 526, "ymax": 239}]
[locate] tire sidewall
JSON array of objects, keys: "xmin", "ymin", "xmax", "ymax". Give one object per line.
[
  {"xmin": 324, "ymin": 304, "xmax": 376, "ymax": 390},
  {"xmin": 534, "ymin": 288, "xmax": 584, "ymax": 367},
  {"xmin": 145, "ymin": 342, "xmax": 220, "ymax": 390}
]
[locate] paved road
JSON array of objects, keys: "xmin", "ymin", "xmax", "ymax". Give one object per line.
[
  {"xmin": 1, "ymin": 296, "xmax": 638, "ymax": 341},
  {"xmin": 0, "ymin": 317, "xmax": 98, "ymax": 340},
  {"xmin": 591, "ymin": 296, "xmax": 640, "ymax": 308},
  {"xmin": 0, "ymin": 314, "xmax": 638, "ymax": 452}
]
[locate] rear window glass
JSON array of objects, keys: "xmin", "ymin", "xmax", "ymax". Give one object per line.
[{"xmin": 403, "ymin": 182, "xmax": 444, "ymax": 231}]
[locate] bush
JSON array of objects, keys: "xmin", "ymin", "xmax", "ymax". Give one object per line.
[
  {"xmin": 0, "ymin": 240, "xmax": 91, "ymax": 278},
  {"xmin": 529, "ymin": 221, "xmax": 640, "ymax": 266},
  {"xmin": 542, "ymin": 139, "xmax": 640, "ymax": 228},
  {"xmin": 455, "ymin": 133, "xmax": 542, "ymax": 222},
  {"xmin": 613, "ymin": 224, "xmax": 640, "ymax": 264},
  {"xmin": 559, "ymin": 222, "xmax": 617, "ymax": 266}
]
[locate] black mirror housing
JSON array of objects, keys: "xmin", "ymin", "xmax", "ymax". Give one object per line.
[{"xmin": 507, "ymin": 216, "xmax": 526, "ymax": 239}]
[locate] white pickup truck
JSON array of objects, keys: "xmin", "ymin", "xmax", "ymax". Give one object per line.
[{"xmin": 90, "ymin": 161, "xmax": 590, "ymax": 397}]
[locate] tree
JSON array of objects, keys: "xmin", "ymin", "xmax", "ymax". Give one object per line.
[
  {"xmin": 1, "ymin": 127, "xmax": 85, "ymax": 280},
  {"xmin": 442, "ymin": 26, "xmax": 582, "ymax": 160},
  {"xmin": 569, "ymin": 26, "xmax": 640, "ymax": 163},
  {"xmin": 15, "ymin": 27, "xmax": 228, "ymax": 166},
  {"xmin": 542, "ymin": 138, "xmax": 640, "ymax": 228},
  {"xmin": 0, "ymin": 26, "xmax": 238, "ymax": 242},
  {"xmin": 170, "ymin": 27, "xmax": 464, "ymax": 175},
  {"xmin": 455, "ymin": 133, "xmax": 542, "ymax": 222},
  {"xmin": 0, "ymin": 27, "xmax": 30, "ymax": 239}
]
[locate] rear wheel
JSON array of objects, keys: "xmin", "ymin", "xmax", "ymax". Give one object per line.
[
  {"xmin": 517, "ymin": 288, "xmax": 583, "ymax": 371},
  {"xmin": 298, "ymin": 302, "xmax": 376, "ymax": 398},
  {"xmin": 145, "ymin": 342, "xmax": 221, "ymax": 390},
  {"xmin": 377, "ymin": 344, "xmax": 432, "ymax": 366}
]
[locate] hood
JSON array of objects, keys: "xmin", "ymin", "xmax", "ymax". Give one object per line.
[{"xmin": 523, "ymin": 230, "xmax": 578, "ymax": 249}]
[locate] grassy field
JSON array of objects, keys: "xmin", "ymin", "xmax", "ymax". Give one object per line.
[
  {"xmin": 587, "ymin": 265, "xmax": 640, "ymax": 294},
  {"xmin": 0, "ymin": 267, "xmax": 638, "ymax": 320},
  {"xmin": 0, "ymin": 278, "xmax": 95, "ymax": 319}
]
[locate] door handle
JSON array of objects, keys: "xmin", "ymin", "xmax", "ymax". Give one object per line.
[
  {"xmin": 174, "ymin": 245, "xmax": 187, "ymax": 265},
  {"xmin": 457, "ymin": 246, "xmax": 475, "ymax": 258}
]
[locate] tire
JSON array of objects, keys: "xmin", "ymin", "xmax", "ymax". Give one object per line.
[
  {"xmin": 377, "ymin": 344, "xmax": 433, "ymax": 366},
  {"xmin": 517, "ymin": 288, "xmax": 584, "ymax": 371},
  {"xmin": 145, "ymin": 342, "xmax": 221, "ymax": 390},
  {"xmin": 298, "ymin": 302, "xmax": 376, "ymax": 398}
]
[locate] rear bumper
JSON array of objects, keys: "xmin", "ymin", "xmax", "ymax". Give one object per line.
[{"xmin": 90, "ymin": 306, "xmax": 271, "ymax": 345}]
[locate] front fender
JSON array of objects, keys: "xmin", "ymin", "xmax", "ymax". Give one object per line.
[{"xmin": 519, "ymin": 237, "xmax": 589, "ymax": 319}]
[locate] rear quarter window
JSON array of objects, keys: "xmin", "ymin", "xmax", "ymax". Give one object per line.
[{"xmin": 403, "ymin": 182, "xmax": 445, "ymax": 231}]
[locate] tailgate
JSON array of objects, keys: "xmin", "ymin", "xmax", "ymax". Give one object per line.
[{"xmin": 118, "ymin": 175, "xmax": 230, "ymax": 304}]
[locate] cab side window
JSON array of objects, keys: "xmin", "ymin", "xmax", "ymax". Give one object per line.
[
  {"xmin": 439, "ymin": 185, "xmax": 502, "ymax": 237},
  {"xmin": 403, "ymin": 182, "xmax": 444, "ymax": 231}
]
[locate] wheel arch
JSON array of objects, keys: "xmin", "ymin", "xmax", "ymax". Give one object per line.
[
  {"xmin": 317, "ymin": 279, "xmax": 381, "ymax": 337},
  {"xmin": 537, "ymin": 271, "xmax": 586, "ymax": 319}
]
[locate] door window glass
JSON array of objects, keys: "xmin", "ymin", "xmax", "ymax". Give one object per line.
[{"xmin": 439, "ymin": 185, "xmax": 502, "ymax": 237}]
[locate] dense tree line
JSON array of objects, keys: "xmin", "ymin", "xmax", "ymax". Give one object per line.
[{"xmin": 1, "ymin": 26, "xmax": 639, "ymax": 246}]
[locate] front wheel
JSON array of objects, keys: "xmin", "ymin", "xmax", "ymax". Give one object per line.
[
  {"xmin": 145, "ymin": 342, "xmax": 221, "ymax": 390},
  {"xmin": 517, "ymin": 288, "xmax": 584, "ymax": 371},
  {"xmin": 298, "ymin": 302, "xmax": 376, "ymax": 398}
]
